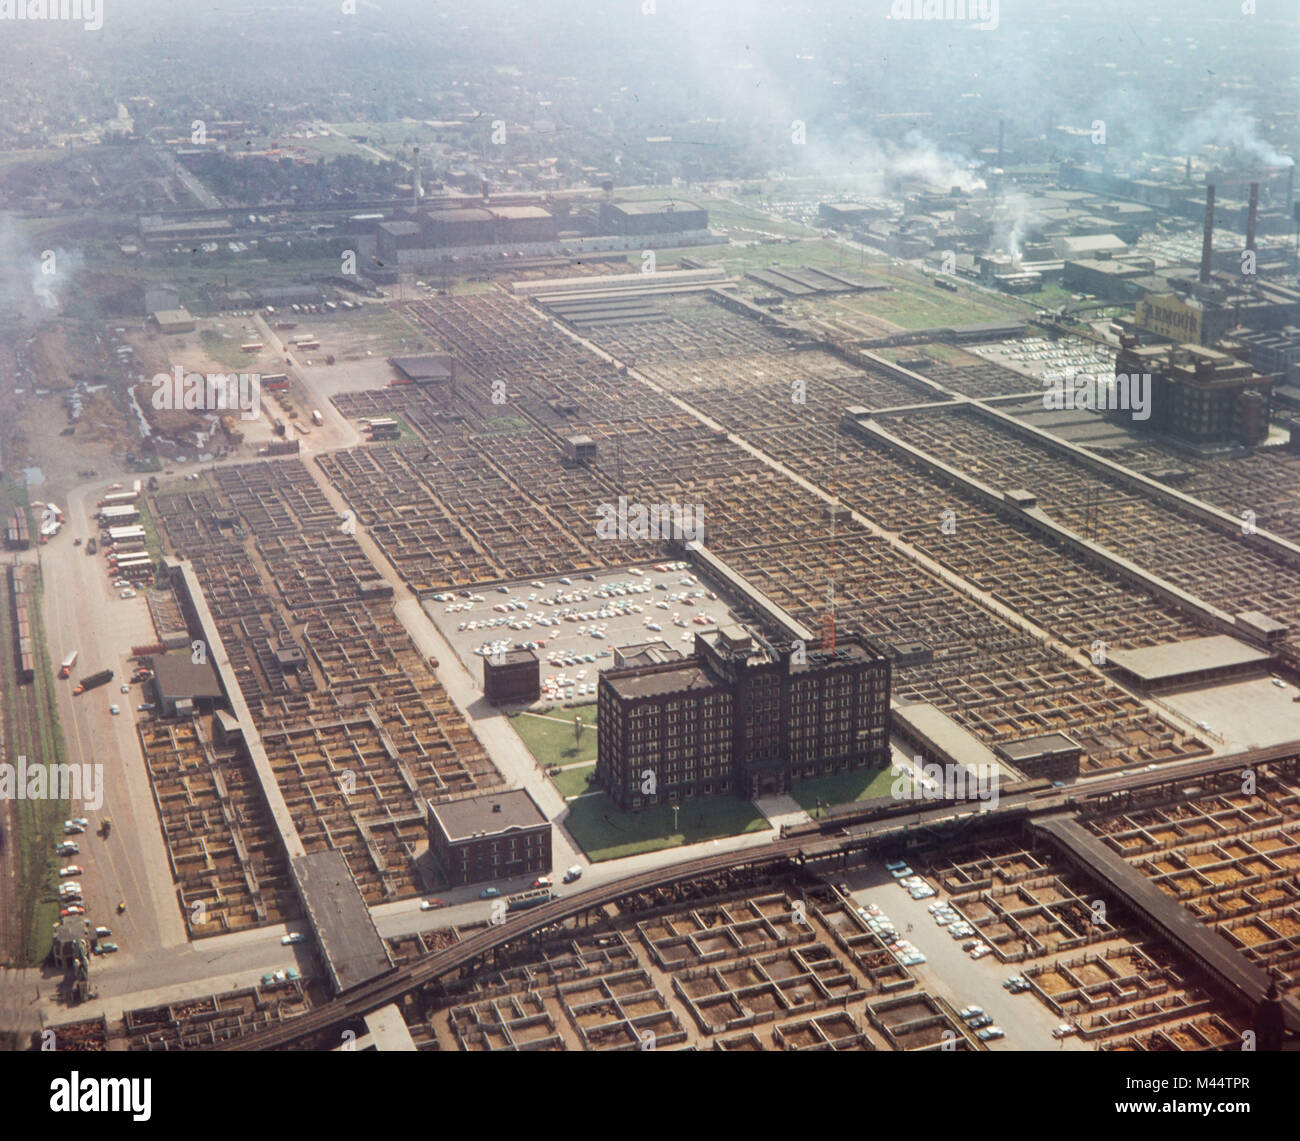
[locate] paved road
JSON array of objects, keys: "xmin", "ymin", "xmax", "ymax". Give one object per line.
[{"xmin": 841, "ymin": 868, "xmax": 1091, "ymax": 1052}]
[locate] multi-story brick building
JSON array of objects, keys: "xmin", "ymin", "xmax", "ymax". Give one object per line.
[
  {"xmin": 427, "ymin": 789, "xmax": 552, "ymax": 886},
  {"xmin": 1117, "ymin": 341, "xmax": 1272, "ymax": 446},
  {"xmin": 597, "ymin": 625, "xmax": 890, "ymax": 808}
]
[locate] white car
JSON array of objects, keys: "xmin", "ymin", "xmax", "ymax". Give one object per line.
[
  {"xmin": 110, "ymin": 705, "xmax": 121, "ymax": 715},
  {"xmin": 281, "ymin": 932, "xmax": 305, "ymax": 945}
]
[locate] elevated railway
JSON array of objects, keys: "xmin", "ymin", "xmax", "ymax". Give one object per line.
[{"xmin": 223, "ymin": 742, "xmax": 1300, "ymax": 1049}]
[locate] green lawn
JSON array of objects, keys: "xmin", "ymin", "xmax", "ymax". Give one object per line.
[
  {"xmin": 551, "ymin": 763, "xmax": 599, "ymax": 800},
  {"xmin": 789, "ymin": 765, "xmax": 904, "ymax": 814},
  {"xmin": 509, "ymin": 706, "xmax": 597, "ymax": 767},
  {"xmin": 563, "ymin": 793, "xmax": 770, "ymax": 862}
]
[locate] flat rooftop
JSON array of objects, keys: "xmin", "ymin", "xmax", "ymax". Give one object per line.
[
  {"xmin": 893, "ymin": 701, "xmax": 1018, "ymax": 780},
  {"xmin": 389, "ymin": 353, "xmax": 454, "ymax": 380},
  {"xmin": 1107, "ymin": 635, "xmax": 1271, "ymax": 683},
  {"xmin": 603, "ymin": 661, "xmax": 722, "ymax": 700},
  {"xmin": 430, "ymin": 788, "xmax": 548, "ymax": 842},
  {"xmin": 997, "ymin": 732, "xmax": 1081, "ymax": 762},
  {"xmin": 292, "ymin": 849, "xmax": 393, "ymax": 994},
  {"xmin": 486, "ymin": 648, "xmax": 539, "ymax": 668},
  {"xmin": 612, "ymin": 199, "xmax": 703, "ymax": 215},
  {"xmin": 150, "ymin": 653, "xmax": 224, "ymax": 701}
]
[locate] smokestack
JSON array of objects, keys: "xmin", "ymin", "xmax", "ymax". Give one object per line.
[
  {"xmin": 412, "ymin": 145, "xmax": 421, "ymax": 207},
  {"xmin": 1246, "ymin": 182, "xmax": 1259, "ymax": 252},
  {"xmin": 997, "ymin": 118, "xmax": 1004, "ymax": 168},
  {"xmin": 1200, "ymin": 183, "xmax": 1216, "ymax": 285},
  {"xmin": 1288, "ymin": 164, "xmax": 1295, "ymax": 211},
  {"xmin": 1185, "ymin": 155, "xmax": 1192, "ymax": 183}
]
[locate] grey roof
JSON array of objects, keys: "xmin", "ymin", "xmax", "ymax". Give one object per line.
[
  {"xmin": 150, "ymin": 653, "xmax": 224, "ymax": 701},
  {"xmin": 892, "ymin": 702, "xmax": 1016, "ymax": 779},
  {"xmin": 430, "ymin": 788, "xmax": 549, "ymax": 842},
  {"xmin": 602, "ymin": 661, "xmax": 722, "ymax": 700},
  {"xmin": 1107, "ymin": 635, "xmax": 1270, "ymax": 682},
  {"xmin": 389, "ymin": 354, "xmax": 454, "ymax": 380},
  {"xmin": 997, "ymin": 733, "xmax": 1081, "ymax": 762},
  {"xmin": 612, "ymin": 200, "xmax": 703, "ymax": 215},
  {"xmin": 293, "ymin": 849, "xmax": 393, "ymax": 994}
]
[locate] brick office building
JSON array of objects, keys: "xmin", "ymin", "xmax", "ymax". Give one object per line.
[
  {"xmin": 427, "ymin": 789, "xmax": 552, "ymax": 886},
  {"xmin": 597, "ymin": 625, "xmax": 891, "ymax": 808}
]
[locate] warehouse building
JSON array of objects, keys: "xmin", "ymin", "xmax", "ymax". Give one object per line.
[
  {"xmin": 597, "ymin": 626, "xmax": 890, "ymax": 807},
  {"xmin": 147, "ymin": 653, "xmax": 225, "ymax": 717},
  {"xmin": 994, "ymin": 733, "xmax": 1083, "ymax": 783},
  {"xmin": 150, "ymin": 308, "xmax": 196, "ymax": 334},
  {"xmin": 1105, "ymin": 635, "xmax": 1273, "ymax": 695},
  {"xmin": 427, "ymin": 788, "xmax": 552, "ymax": 887},
  {"xmin": 388, "ymin": 353, "xmax": 457, "ymax": 385}
]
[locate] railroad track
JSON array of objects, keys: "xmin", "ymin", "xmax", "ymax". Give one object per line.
[
  {"xmin": 0, "ymin": 577, "xmax": 52, "ymax": 966},
  {"xmin": 222, "ymin": 743, "xmax": 1299, "ymax": 1050}
]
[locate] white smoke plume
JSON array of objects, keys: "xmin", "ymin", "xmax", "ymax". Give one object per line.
[{"xmin": 1175, "ymin": 100, "xmax": 1293, "ymax": 168}]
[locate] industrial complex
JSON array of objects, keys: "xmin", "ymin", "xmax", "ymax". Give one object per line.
[{"xmin": 0, "ymin": 5, "xmax": 1298, "ymax": 1109}]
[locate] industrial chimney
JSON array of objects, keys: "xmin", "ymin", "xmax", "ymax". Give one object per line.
[
  {"xmin": 412, "ymin": 145, "xmax": 422, "ymax": 206},
  {"xmin": 997, "ymin": 118, "xmax": 1004, "ymax": 168},
  {"xmin": 1200, "ymin": 183, "xmax": 1216, "ymax": 285},
  {"xmin": 1246, "ymin": 181, "xmax": 1259, "ymax": 252}
]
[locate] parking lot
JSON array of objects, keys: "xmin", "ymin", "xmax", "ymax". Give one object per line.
[
  {"xmin": 841, "ymin": 865, "xmax": 1091, "ymax": 1051},
  {"xmin": 423, "ymin": 561, "xmax": 748, "ymax": 706}
]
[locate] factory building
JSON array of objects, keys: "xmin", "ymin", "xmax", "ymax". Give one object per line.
[
  {"xmin": 427, "ymin": 788, "xmax": 552, "ymax": 887},
  {"xmin": 1116, "ymin": 341, "xmax": 1272, "ymax": 447},
  {"xmin": 596, "ymin": 627, "xmax": 890, "ymax": 808},
  {"xmin": 599, "ymin": 200, "xmax": 708, "ymax": 237}
]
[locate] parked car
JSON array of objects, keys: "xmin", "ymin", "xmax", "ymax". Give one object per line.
[
  {"xmin": 98, "ymin": 942, "xmax": 119, "ymax": 953},
  {"xmin": 60, "ymin": 906, "xmax": 85, "ymax": 917},
  {"xmin": 976, "ymin": 1026, "xmax": 1005, "ymax": 1041},
  {"xmin": 94, "ymin": 926, "xmax": 111, "ymax": 938},
  {"xmin": 533, "ymin": 876, "xmax": 552, "ymax": 888},
  {"xmin": 1052, "ymin": 1023, "xmax": 1076, "ymax": 1039},
  {"xmin": 55, "ymin": 842, "xmax": 79, "ymax": 856},
  {"xmin": 281, "ymin": 932, "xmax": 304, "ymax": 945},
  {"xmin": 479, "ymin": 887, "xmax": 501, "ymax": 899},
  {"xmin": 420, "ymin": 898, "xmax": 446, "ymax": 911},
  {"xmin": 58, "ymin": 866, "xmax": 83, "ymax": 877}
]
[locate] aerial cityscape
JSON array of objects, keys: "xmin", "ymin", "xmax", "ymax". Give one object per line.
[{"xmin": 0, "ymin": 0, "xmax": 1298, "ymax": 1085}]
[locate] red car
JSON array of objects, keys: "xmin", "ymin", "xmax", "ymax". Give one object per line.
[{"xmin": 60, "ymin": 905, "xmax": 86, "ymax": 917}]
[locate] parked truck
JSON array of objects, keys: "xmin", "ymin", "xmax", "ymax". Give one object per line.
[
  {"xmin": 73, "ymin": 669, "xmax": 113, "ymax": 695},
  {"xmin": 311, "ymin": 409, "xmax": 323, "ymax": 426},
  {"xmin": 59, "ymin": 651, "xmax": 78, "ymax": 679},
  {"xmin": 85, "ymin": 538, "xmax": 97, "ymax": 555}
]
